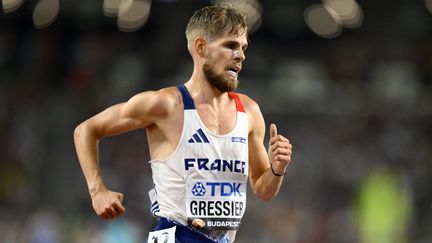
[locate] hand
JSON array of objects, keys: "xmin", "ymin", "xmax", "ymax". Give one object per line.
[
  {"xmin": 268, "ymin": 124, "xmax": 292, "ymax": 175},
  {"xmin": 91, "ymin": 189, "xmax": 126, "ymax": 220}
]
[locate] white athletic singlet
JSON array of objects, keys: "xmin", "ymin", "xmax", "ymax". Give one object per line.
[{"xmin": 148, "ymin": 84, "xmax": 249, "ymax": 242}]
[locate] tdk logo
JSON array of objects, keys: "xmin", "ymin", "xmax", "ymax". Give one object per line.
[
  {"xmin": 231, "ymin": 137, "xmax": 246, "ymax": 144},
  {"xmin": 191, "ymin": 182, "xmax": 206, "ymax": 196},
  {"xmin": 191, "ymin": 182, "xmax": 242, "ymax": 197}
]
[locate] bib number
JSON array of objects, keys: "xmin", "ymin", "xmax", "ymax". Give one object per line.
[{"xmin": 147, "ymin": 226, "xmax": 176, "ymax": 243}]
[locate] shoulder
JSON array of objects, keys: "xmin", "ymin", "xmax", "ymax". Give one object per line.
[
  {"xmin": 122, "ymin": 86, "xmax": 182, "ymax": 119},
  {"xmin": 235, "ymin": 93, "xmax": 265, "ymax": 132},
  {"xmin": 235, "ymin": 93, "xmax": 262, "ymax": 116}
]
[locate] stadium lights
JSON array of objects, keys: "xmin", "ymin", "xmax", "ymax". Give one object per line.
[
  {"xmin": 305, "ymin": 0, "xmax": 363, "ymax": 38},
  {"xmin": 103, "ymin": 0, "xmax": 122, "ymax": 17},
  {"xmin": 2, "ymin": 0, "xmax": 23, "ymax": 13},
  {"xmin": 2, "ymin": 0, "xmax": 152, "ymax": 31},
  {"xmin": 305, "ymin": 4, "xmax": 342, "ymax": 38},
  {"xmin": 103, "ymin": 0, "xmax": 152, "ymax": 32},
  {"xmin": 323, "ymin": 0, "xmax": 363, "ymax": 28},
  {"xmin": 33, "ymin": 0, "xmax": 59, "ymax": 29}
]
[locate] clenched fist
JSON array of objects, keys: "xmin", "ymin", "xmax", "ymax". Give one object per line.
[{"xmin": 91, "ymin": 189, "xmax": 126, "ymax": 220}]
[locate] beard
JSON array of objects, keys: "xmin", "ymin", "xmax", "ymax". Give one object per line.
[{"xmin": 202, "ymin": 59, "xmax": 238, "ymax": 92}]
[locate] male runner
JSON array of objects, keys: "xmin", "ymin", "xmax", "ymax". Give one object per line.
[{"xmin": 74, "ymin": 5, "xmax": 292, "ymax": 243}]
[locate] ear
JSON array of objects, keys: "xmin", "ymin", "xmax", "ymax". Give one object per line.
[{"xmin": 194, "ymin": 37, "xmax": 206, "ymax": 57}]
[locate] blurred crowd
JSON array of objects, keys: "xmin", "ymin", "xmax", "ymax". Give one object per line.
[{"xmin": 1, "ymin": 0, "xmax": 432, "ymax": 242}]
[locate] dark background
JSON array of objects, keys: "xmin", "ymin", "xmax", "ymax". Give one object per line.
[{"xmin": 1, "ymin": 0, "xmax": 431, "ymax": 242}]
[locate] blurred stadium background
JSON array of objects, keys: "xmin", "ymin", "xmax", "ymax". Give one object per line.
[{"xmin": 1, "ymin": 0, "xmax": 432, "ymax": 242}]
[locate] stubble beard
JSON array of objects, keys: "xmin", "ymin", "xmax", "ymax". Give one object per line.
[{"xmin": 202, "ymin": 60, "xmax": 238, "ymax": 93}]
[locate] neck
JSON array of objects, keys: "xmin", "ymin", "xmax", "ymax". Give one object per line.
[{"xmin": 185, "ymin": 69, "xmax": 228, "ymax": 106}]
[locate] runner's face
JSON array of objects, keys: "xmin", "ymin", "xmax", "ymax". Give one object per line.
[{"xmin": 202, "ymin": 31, "xmax": 248, "ymax": 92}]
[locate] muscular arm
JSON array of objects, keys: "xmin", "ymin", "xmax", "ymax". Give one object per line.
[
  {"xmin": 74, "ymin": 90, "xmax": 172, "ymax": 219},
  {"xmin": 246, "ymin": 99, "xmax": 292, "ymax": 201}
]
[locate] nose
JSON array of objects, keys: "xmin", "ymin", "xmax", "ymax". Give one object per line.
[{"xmin": 233, "ymin": 50, "xmax": 245, "ymax": 62}]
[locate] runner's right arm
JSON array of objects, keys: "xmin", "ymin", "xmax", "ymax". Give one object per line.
[{"xmin": 73, "ymin": 90, "xmax": 170, "ymax": 219}]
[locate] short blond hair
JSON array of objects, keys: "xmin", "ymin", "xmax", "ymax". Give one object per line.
[{"xmin": 185, "ymin": 6, "xmax": 247, "ymax": 49}]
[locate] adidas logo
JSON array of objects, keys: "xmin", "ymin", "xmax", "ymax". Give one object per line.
[{"xmin": 188, "ymin": 128, "xmax": 210, "ymax": 143}]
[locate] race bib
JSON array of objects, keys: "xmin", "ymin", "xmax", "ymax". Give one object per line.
[
  {"xmin": 186, "ymin": 179, "xmax": 247, "ymax": 230},
  {"xmin": 147, "ymin": 226, "xmax": 176, "ymax": 243}
]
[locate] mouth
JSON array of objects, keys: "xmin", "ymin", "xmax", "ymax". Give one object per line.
[{"xmin": 226, "ymin": 65, "xmax": 241, "ymax": 79}]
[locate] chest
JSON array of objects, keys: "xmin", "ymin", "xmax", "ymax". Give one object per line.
[{"xmin": 195, "ymin": 104, "xmax": 237, "ymax": 135}]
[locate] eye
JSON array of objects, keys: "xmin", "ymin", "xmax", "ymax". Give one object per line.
[{"xmin": 225, "ymin": 43, "xmax": 236, "ymax": 50}]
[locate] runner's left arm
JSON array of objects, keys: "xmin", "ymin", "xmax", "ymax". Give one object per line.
[{"xmin": 246, "ymin": 99, "xmax": 292, "ymax": 201}]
